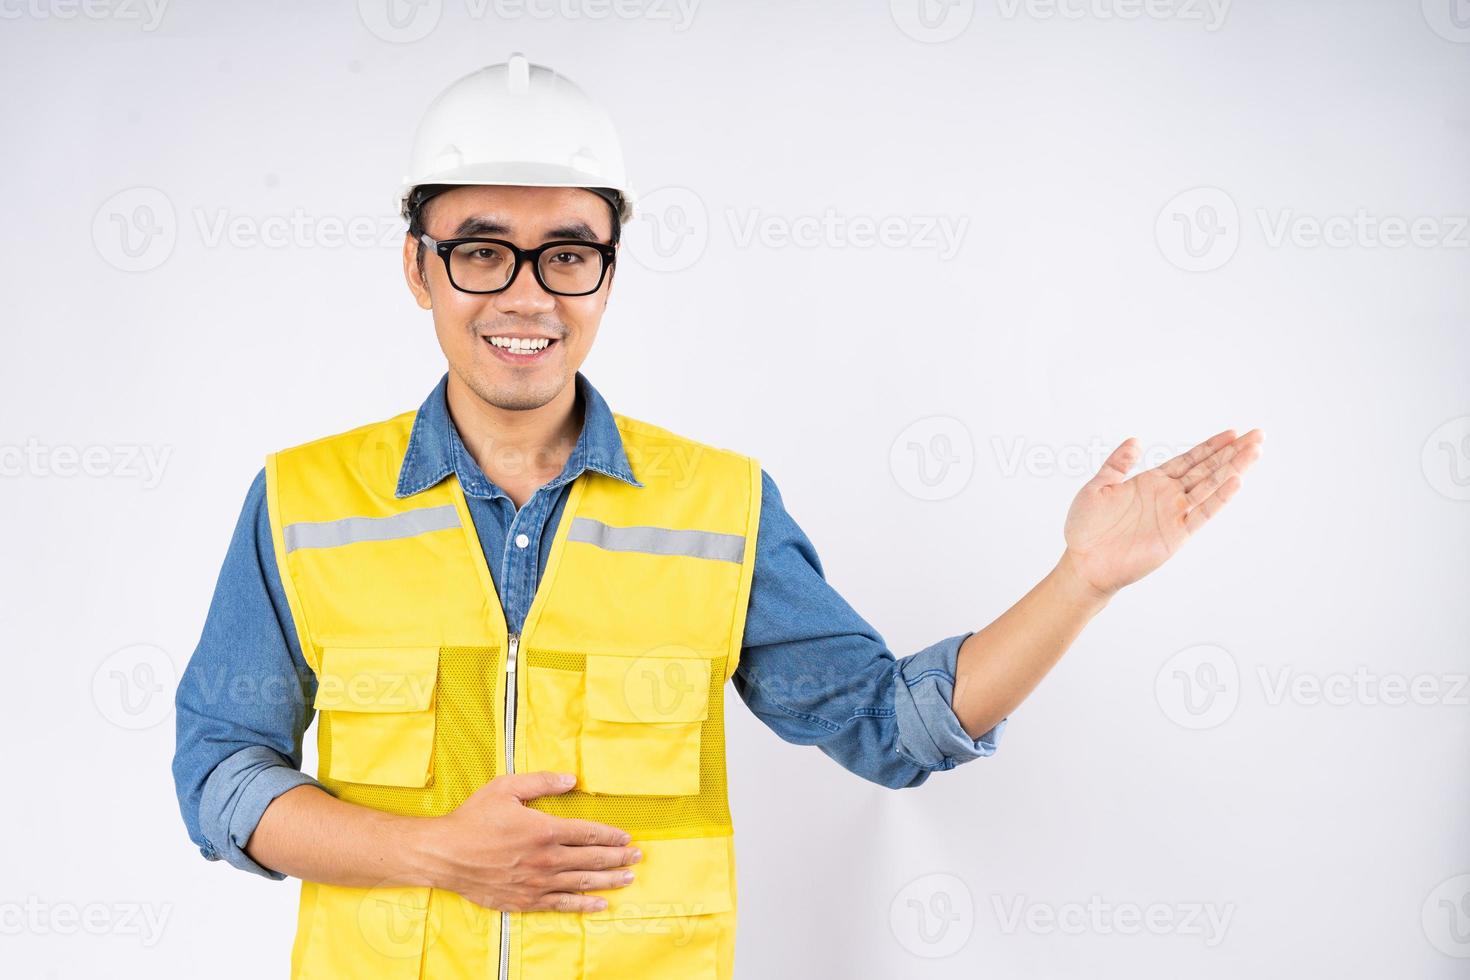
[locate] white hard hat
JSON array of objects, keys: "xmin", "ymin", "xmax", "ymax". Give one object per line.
[{"xmin": 398, "ymin": 53, "xmax": 635, "ymax": 231}]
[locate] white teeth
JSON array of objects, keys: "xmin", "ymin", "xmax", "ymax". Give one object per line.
[{"xmin": 488, "ymin": 336, "xmax": 552, "ymax": 354}]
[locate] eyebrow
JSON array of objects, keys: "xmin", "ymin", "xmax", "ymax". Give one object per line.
[{"xmin": 451, "ymin": 216, "xmax": 603, "ymax": 243}]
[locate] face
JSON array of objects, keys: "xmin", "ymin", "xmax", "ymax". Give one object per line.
[{"xmin": 403, "ymin": 184, "xmax": 617, "ymax": 412}]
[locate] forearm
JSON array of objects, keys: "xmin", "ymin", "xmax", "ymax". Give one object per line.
[
  {"xmin": 951, "ymin": 549, "xmax": 1112, "ymax": 739},
  {"xmin": 245, "ymin": 784, "xmax": 437, "ymax": 887}
]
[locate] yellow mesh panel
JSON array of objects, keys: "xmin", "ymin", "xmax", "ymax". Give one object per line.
[
  {"xmin": 524, "ymin": 649, "xmax": 733, "ymax": 840},
  {"xmin": 320, "ymin": 645, "xmax": 500, "ymax": 817}
]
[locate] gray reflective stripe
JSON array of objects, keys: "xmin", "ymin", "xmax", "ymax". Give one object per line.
[
  {"xmin": 568, "ymin": 517, "xmax": 745, "ymax": 564},
  {"xmin": 284, "ymin": 504, "xmax": 461, "ymax": 553}
]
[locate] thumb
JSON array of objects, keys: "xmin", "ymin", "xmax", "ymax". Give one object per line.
[
  {"xmin": 500, "ymin": 770, "xmax": 578, "ymax": 802},
  {"xmin": 1088, "ymin": 437, "xmax": 1141, "ymax": 488}
]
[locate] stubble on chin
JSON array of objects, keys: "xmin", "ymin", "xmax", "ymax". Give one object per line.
[{"xmin": 461, "ymin": 362, "xmax": 568, "ymax": 413}]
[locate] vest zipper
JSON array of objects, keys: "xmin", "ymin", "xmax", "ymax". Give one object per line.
[{"xmin": 498, "ymin": 631, "xmax": 520, "ymax": 980}]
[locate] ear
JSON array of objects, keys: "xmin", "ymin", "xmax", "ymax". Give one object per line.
[{"xmin": 403, "ymin": 232, "xmax": 433, "ymax": 310}]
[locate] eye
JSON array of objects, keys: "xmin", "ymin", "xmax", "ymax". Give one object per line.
[{"xmin": 546, "ymin": 250, "xmax": 584, "ymax": 265}]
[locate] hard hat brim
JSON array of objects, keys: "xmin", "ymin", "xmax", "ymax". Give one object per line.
[{"xmin": 400, "ymin": 162, "xmax": 634, "ymax": 224}]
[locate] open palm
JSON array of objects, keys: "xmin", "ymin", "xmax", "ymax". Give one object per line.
[{"xmin": 1063, "ymin": 428, "xmax": 1264, "ymax": 596}]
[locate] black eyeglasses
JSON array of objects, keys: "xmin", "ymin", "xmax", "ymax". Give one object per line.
[{"xmin": 419, "ymin": 234, "xmax": 616, "ymax": 296}]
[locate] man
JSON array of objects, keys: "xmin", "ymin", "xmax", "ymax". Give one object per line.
[{"xmin": 172, "ymin": 54, "xmax": 1262, "ymax": 979}]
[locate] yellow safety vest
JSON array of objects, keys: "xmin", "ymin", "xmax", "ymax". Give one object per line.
[{"xmin": 263, "ymin": 404, "xmax": 761, "ymax": 980}]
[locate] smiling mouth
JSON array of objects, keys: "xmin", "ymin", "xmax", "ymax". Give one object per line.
[{"xmin": 483, "ymin": 335, "xmax": 559, "ymax": 361}]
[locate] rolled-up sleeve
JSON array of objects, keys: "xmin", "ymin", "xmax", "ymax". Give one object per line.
[
  {"xmin": 893, "ymin": 631, "xmax": 1005, "ymax": 773},
  {"xmin": 731, "ymin": 469, "xmax": 1006, "ymax": 789},
  {"xmin": 172, "ymin": 468, "xmax": 326, "ymax": 880}
]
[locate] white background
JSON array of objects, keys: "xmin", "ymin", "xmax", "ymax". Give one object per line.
[{"xmin": 2, "ymin": 1, "xmax": 1468, "ymax": 977}]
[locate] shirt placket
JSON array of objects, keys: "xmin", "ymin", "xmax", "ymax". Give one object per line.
[{"xmin": 500, "ymin": 489, "xmax": 551, "ymax": 634}]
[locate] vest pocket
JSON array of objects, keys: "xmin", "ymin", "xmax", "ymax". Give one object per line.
[
  {"xmin": 580, "ymin": 653, "xmax": 710, "ymax": 796},
  {"xmin": 292, "ymin": 882, "xmax": 430, "ymax": 978},
  {"xmin": 580, "ymin": 835, "xmax": 733, "ymax": 979},
  {"xmin": 523, "ymin": 662, "xmax": 583, "ymax": 777},
  {"xmin": 313, "ymin": 646, "xmax": 439, "ymax": 787}
]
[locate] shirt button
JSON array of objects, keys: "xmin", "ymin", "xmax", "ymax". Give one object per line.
[{"xmin": 514, "ymin": 533, "xmax": 530, "ymax": 549}]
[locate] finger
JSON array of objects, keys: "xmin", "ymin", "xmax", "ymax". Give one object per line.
[
  {"xmin": 545, "ymin": 817, "xmax": 634, "ymax": 848},
  {"xmin": 1184, "ymin": 438, "xmax": 1262, "ymax": 507},
  {"xmin": 549, "ymin": 843, "xmax": 643, "ymax": 871},
  {"xmin": 502, "ymin": 771, "xmax": 580, "ymax": 802},
  {"xmin": 545, "ymin": 868, "xmax": 638, "ymax": 894},
  {"xmin": 1180, "ymin": 429, "xmax": 1263, "ymax": 493},
  {"xmin": 1184, "ymin": 474, "xmax": 1242, "ymax": 534},
  {"xmin": 532, "ymin": 892, "xmax": 612, "ymax": 914},
  {"xmin": 1088, "ymin": 437, "xmax": 1141, "ymax": 487},
  {"xmin": 1177, "ymin": 432, "xmax": 1253, "ymax": 493},
  {"xmin": 1158, "ymin": 429, "xmax": 1237, "ymax": 479}
]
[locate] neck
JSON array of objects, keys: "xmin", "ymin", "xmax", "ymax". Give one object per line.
[{"xmin": 444, "ymin": 373, "xmax": 583, "ymax": 507}]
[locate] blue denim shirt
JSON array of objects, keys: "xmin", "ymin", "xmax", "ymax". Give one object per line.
[{"xmin": 172, "ymin": 372, "xmax": 1005, "ymax": 879}]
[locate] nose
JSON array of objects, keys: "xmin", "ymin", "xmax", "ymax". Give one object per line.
[{"xmin": 492, "ymin": 255, "xmax": 556, "ymax": 316}]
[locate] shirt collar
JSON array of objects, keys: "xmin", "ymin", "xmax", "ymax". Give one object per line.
[{"xmin": 395, "ymin": 370, "xmax": 643, "ymax": 500}]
